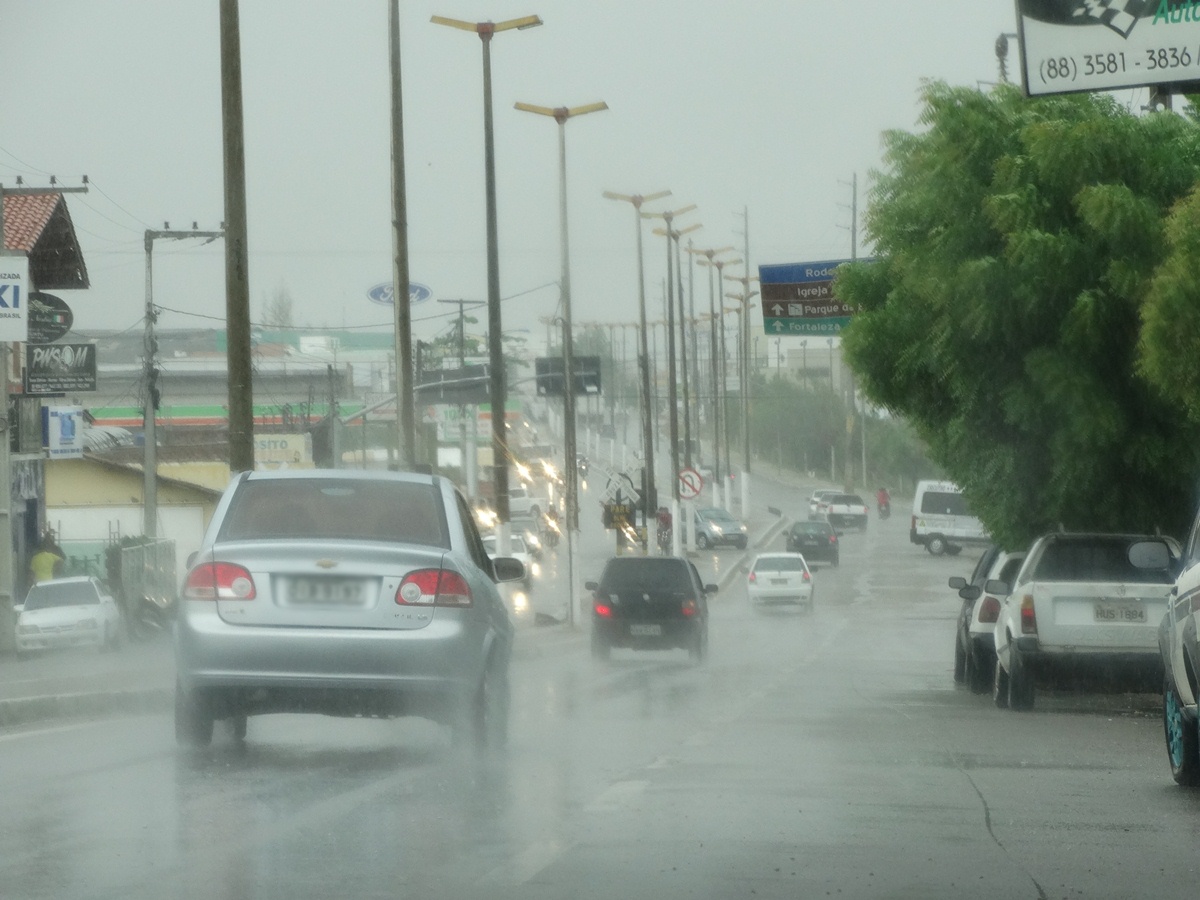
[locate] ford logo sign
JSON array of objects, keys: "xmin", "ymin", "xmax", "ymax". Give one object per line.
[{"xmin": 368, "ymin": 282, "xmax": 432, "ymax": 306}]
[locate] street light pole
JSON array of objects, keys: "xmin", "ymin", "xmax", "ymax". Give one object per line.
[
  {"xmin": 514, "ymin": 101, "xmax": 607, "ymax": 554},
  {"xmin": 603, "ymin": 190, "xmax": 670, "ymax": 551},
  {"xmin": 642, "ymin": 205, "xmax": 696, "ymax": 554},
  {"xmin": 690, "ymin": 246, "xmax": 735, "ymax": 486},
  {"xmin": 432, "ymin": 13, "xmax": 542, "ymax": 547},
  {"xmin": 654, "ymin": 221, "xmax": 701, "ymax": 472}
]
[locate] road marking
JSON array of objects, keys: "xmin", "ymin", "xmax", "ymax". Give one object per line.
[{"xmin": 584, "ymin": 779, "xmax": 649, "ymax": 812}]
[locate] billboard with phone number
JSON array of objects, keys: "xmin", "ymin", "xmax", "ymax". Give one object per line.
[{"xmin": 1018, "ymin": 0, "xmax": 1200, "ymax": 96}]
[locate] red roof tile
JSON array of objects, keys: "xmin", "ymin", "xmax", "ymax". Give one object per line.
[{"xmin": 3, "ymin": 193, "xmax": 61, "ymax": 252}]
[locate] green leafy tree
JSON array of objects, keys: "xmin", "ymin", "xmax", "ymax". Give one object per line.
[{"xmin": 838, "ymin": 82, "xmax": 1200, "ymax": 548}]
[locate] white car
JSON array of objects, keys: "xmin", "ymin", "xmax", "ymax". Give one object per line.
[
  {"xmin": 16, "ymin": 576, "xmax": 123, "ymax": 655},
  {"xmin": 824, "ymin": 493, "xmax": 869, "ymax": 531},
  {"xmin": 482, "ymin": 533, "xmax": 538, "ymax": 591},
  {"xmin": 746, "ymin": 553, "xmax": 814, "ymax": 611},
  {"xmin": 951, "ymin": 548, "xmax": 1024, "ymax": 694},
  {"xmin": 992, "ymin": 532, "xmax": 1178, "ymax": 710},
  {"xmin": 808, "ymin": 489, "xmax": 841, "ymax": 519}
]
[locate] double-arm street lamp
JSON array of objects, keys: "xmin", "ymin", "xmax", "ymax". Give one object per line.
[
  {"xmin": 641, "ymin": 204, "xmax": 696, "ymax": 541},
  {"xmin": 652, "ymin": 220, "xmax": 701, "ymax": 470},
  {"xmin": 726, "ymin": 277, "xmax": 759, "ymax": 514},
  {"xmin": 514, "ymin": 100, "xmax": 607, "ymax": 543},
  {"xmin": 602, "ymin": 190, "xmax": 670, "ymax": 550},
  {"xmin": 432, "ymin": 13, "xmax": 542, "ymax": 538},
  {"xmin": 691, "ymin": 247, "xmax": 734, "ymax": 496}
]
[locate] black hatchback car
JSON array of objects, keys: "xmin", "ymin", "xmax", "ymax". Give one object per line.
[
  {"xmin": 586, "ymin": 556, "xmax": 716, "ymax": 663},
  {"xmin": 785, "ymin": 519, "xmax": 840, "ymax": 567}
]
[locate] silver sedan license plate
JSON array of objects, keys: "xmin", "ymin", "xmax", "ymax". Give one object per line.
[
  {"xmin": 288, "ymin": 577, "xmax": 367, "ymax": 607},
  {"xmin": 1093, "ymin": 601, "xmax": 1145, "ymax": 623},
  {"xmin": 629, "ymin": 623, "xmax": 662, "ymax": 637}
]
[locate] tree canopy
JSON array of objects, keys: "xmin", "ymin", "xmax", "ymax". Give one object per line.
[{"xmin": 838, "ymin": 82, "xmax": 1200, "ymax": 548}]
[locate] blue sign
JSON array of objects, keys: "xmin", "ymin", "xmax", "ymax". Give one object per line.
[
  {"xmin": 758, "ymin": 258, "xmax": 873, "ymax": 337},
  {"xmin": 368, "ymin": 281, "xmax": 433, "ymax": 306}
]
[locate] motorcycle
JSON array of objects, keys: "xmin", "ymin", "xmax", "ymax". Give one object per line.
[
  {"xmin": 128, "ymin": 593, "xmax": 174, "ymax": 641},
  {"xmin": 877, "ymin": 499, "xmax": 891, "ymax": 520},
  {"xmin": 656, "ymin": 523, "xmax": 672, "ymax": 553},
  {"xmin": 543, "ymin": 517, "xmax": 561, "ymax": 549}
]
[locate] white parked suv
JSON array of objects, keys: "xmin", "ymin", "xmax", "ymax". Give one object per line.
[{"xmin": 991, "ymin": 531, "xmax": 1178, "ymax": 711}]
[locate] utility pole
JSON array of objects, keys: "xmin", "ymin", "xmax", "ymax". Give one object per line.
[
  {"xmin": 142, "ymin": 226, "xmax": 224, "ymax": 539},
  {"xmin": 839, "ymin": 173, "xmax": 860, "ymax": 488},
  {"xmin": 439, "ymin": 298, "xmax": 485, "ymax": 496},
  {"xmin": 390, "ymin": 0, "xmax": 416, "ymax": 468},
  {"xmin": 220, "ymin": 0, "xmax": 254, "ymax": 474}
]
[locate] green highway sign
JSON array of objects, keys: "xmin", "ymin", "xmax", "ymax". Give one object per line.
[{"xmin": 763, "ymin": 316, "xmax": 849, "ymax": 336}]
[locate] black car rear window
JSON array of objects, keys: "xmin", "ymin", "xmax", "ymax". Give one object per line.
[
  {"xmin": 1034, "ymin": 538, "xmax": 1172, "ymax": 584},
  {"xmin": 600, "ymin": 558, "xmax": 692, "ymax": 593},
  {"xmin": 219, "ymin": 478, "xmax": 450, "ymax": 547},
  {"xmin": 920, "ymin": 491, "xmax": 971, "ymax": 516},
  {"xmin": 792, "ymin": 522, "xmax": 831, "ymax": 536}
]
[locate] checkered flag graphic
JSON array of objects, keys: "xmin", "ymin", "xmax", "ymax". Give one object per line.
[{"xmin": 1072, "ymin": 0, "xmax": 1150, "ymax": 38}]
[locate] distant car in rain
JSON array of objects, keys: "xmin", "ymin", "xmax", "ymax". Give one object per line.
[
  {"xmin": 483, "ymin": 532, "xmax": 538, "ymax": 591},
  {"xmin": 689, "ymin": 507, "xmax": 748, "ymax": 550},
  {"xmin": 746, "ymin": 553, "xmax": 814, "ymax": 611},
  {"xmin": 785, "ymin": 519, "xmax": 840, "ymax": 567},
  {"xmin": 824, "ymin": 493, "xmax": 869, "ymax": 531},
  {"xmin": 16, "ymin": 576, "xmax": 122, "ymax": 656},
  {"xmin": 808, "ymin": 489, "xmax": 841, "ymax": 519},
  {"xmin": 586, "ymin": 556, "xmax": 715, "ymax": 663}
]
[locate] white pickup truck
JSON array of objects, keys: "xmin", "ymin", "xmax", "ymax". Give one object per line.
[
  {"xmin": 508, "ymin": 485, "xmax": 549, "ymax": 520},
  {"xmin": 991, "ymin": 531, "xmax": 1179, "ymax": 711}
]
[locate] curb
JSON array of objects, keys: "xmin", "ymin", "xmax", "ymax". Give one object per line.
[{"xmin": 0, "ymin": 687, "xmax": 172, "ymax": 729}]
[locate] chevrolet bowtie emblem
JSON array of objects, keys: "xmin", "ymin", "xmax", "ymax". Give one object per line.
[{"xmin": 315, "ymin": 559, "xmax": 338, "ymax": 569}]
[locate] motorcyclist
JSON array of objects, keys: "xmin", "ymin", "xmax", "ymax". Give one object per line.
[
  {"xmin": 875, "ymin": 487, "xmax": 891, "ymax": 516},
  {"xmin": 543, "ymin": 504, "xmax": 561, "ymax": 548}
]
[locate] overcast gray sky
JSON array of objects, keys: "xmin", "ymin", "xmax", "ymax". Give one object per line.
[{"xmin": 4, "ymin": 1, "xmax": 1078, "ymax": 351}]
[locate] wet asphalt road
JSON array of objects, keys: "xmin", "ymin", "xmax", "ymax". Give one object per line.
[{"xmin": 1, "ymin": 472, "xmax": 1194, "ymax": 900}]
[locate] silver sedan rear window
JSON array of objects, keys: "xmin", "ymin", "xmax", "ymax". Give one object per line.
[{"xmin": 218, "ymin": 478, "xmax": 450, "ymax": 548}]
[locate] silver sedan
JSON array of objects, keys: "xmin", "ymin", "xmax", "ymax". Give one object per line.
[{"xmin": 174, "ymin": 469, "xmax": 525, "ymax": 749}]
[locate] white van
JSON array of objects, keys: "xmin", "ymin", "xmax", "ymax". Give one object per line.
[{"xmin": 910, "ymin": 480, "xmax": 988, "ymax": 556}]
